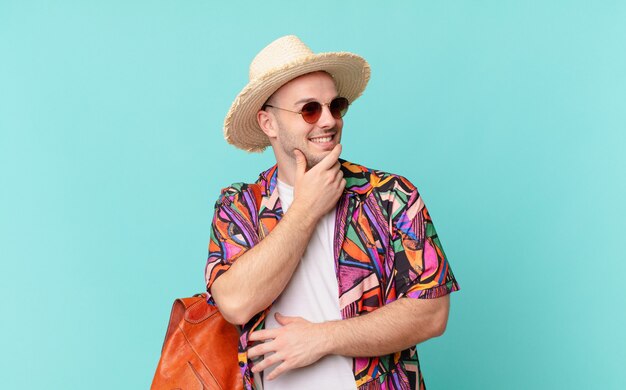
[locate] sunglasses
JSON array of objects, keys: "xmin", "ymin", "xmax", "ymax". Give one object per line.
[{"xmin": 263, "ymin": 97, "xmax": 350, "ymax": 124}]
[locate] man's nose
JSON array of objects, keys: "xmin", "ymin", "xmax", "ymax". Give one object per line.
[{"xmin": 317, "ymin": 105, "xmax": 338, "ymax": 129}]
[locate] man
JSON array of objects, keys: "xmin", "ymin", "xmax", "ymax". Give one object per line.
[{"xmin": 205, "ymin": 35, "xmax": 459, "ymax": 390}]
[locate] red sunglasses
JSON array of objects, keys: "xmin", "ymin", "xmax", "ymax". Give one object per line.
[{"xmin": 263, "ymin": 97, "xmax": 350, "ymax": 124}]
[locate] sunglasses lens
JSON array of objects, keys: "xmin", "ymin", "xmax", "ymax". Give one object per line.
[
  {"xmin": 330, "ymin": 97, "xmax": 349, "ymax": 119},
  {"xmin": 299, "ymin": 98, "xmax": 350, "ymax": 123},
  {"xmin": 300, "ymin": 102, "xmax": 322, "ymax": 123}
]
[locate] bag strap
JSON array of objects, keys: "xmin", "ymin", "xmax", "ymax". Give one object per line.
[{"xmin": 161, "ymin": 293, "xmax": 206, "ymax": 353}]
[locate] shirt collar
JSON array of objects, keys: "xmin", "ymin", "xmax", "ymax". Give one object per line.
[{"xmin": 256, "ymin": 159, "xmax": 373, "ymax": 198}]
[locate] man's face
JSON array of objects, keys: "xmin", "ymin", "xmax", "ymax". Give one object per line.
[{"xmin": 263, "ymin": 71, "xmax": 343, "ymax": 169}]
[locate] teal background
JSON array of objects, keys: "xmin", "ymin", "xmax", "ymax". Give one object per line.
[{"xmin": 1, "ymin": 1, "xmax": 624, "ymax": 388}]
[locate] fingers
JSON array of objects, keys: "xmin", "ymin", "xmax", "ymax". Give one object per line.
[
  {"xmin": 249, "ymin": 328, "xmax": 277, "ymax": 342},
  {"xmin": 251, "ymin": 352, "xmax": 282, "ymax": 374},
  {"xmin": 293, "ymin": 149, "xmax": 307, "ymax": 180},
  {"xmin": 266, "ymin": 362, "xmax": 289, "ymax": 381},
  {"xmin": 274, "ymin": 312, "xmax": 305, "ymax": 326},
  {"xmin": 314, "ymin": 144, "xmax": 342, "ymax": 170},
  {"xmin": 329, "ymin": 166, "xmax": 344, "ymax": 193},
  {"xmin": 247, "ymin": 341, "xmax": 273, "ymax": 359},
  {"xmin": 335, "ymin": 167, "xmax": 344, "ymax": 182},
  {"xmin": 275, "ymin": 312, "xmax": 287, "ymax": 325}
]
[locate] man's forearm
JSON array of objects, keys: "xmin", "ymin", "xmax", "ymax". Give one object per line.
[
  {"xmin": 211, "ymin": 145, "xmax": 345, "ymax": 325},
  {"xmin": 211, "ymin": 203, "xmax": 318, "ymax": 324},
  {"xmin": 320, "ymin": 295, "xmax": 450, "ymax": 357},
  {"xmin": 247, "ymin": 294, "xmax": 451, "ymax": 379}
]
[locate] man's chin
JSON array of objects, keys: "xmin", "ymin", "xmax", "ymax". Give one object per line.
[{"xmin": 304, "ymin": 151, "xmax": 330, "ymax": 169}]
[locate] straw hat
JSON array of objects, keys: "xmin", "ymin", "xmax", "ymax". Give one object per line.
[{"xmin": 224, "ymin": 35, "xmax": 371, "ymax": 152}]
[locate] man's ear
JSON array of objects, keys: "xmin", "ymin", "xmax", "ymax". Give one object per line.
[{"xmin": 257, "ymin": 109, "xmax": 277, "ymax": 138}]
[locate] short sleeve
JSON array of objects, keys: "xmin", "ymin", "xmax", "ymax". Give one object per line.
[
  {"xmin": 205, "ymin": 185, "xmax": 260, "ymax": 305},
  {"xmin": 390, "ymin": 179, "xmax": 459, "ymax": 300}
]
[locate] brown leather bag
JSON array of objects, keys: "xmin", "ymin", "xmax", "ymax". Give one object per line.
[{"xmin": 151, "ymin": 293, "xmax": 243, "ymax": 390}]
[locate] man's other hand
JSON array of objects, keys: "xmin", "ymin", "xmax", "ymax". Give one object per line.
[{"xmin": 247, "ymin": 313, "xmax": 329, "ymax": 381}]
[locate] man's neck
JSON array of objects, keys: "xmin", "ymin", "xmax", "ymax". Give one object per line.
[
  {"xmin": 273, "ymin": 153, "xmax": 297, "ymax": 187},
  {"xmin": 276, "ymin": 165, "xmax": 295, "ymax": 187}
]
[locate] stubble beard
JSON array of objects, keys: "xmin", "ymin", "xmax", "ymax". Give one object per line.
[
  {"xmin": 279, "ymin": 135, "xmax": 326, "ymax": 169},
  {"xmin": 277, "ymin": 124, "xmax": 335, "ymax": 170}
]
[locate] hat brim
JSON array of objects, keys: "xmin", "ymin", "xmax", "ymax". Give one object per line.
[{"xmin": 224, "ymin": 52, "xmax": 371, "ymax": 152}]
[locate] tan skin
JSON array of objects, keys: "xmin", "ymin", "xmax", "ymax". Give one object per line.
[{"xmin": 211, "ymin": 71, "xmax": 450, "ymax": 381}]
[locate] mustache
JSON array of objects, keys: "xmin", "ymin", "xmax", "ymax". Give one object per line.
[{"xmin": 307, "ymin": 128, "xmax": 339, "ymax": 138}]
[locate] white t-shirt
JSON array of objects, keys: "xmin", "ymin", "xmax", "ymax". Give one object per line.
[{"xmin": 260, "ymin": 180, "xmax": 356, "ymax": 390}]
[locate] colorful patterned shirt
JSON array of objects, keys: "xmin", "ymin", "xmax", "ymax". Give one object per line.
[{"xmin": 205, "ymin": 159, "xmax": 460, "ymax": 390}]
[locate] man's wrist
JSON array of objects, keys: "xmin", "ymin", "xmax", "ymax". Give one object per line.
[
  {"xmin": 316, "ymin": 320, "xmax": 342, "ymax": 357},
  {"xmin": 285, "ymin": 201, "xmax": 321, "ymax": 228}
]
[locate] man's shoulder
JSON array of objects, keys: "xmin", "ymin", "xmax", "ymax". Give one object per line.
[
  {"xmin": 340, "ymin": 159, "xmax": 417, "ymax": 197},
  {"xmin": 214, "ymin": 181, "xmax": 260, "ymax": 206},
  {"xmin": 215, "ymin": 164, "xmax": 276, "ymax": 205}
]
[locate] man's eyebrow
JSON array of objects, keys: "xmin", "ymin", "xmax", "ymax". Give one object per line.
[
  {"xmin": 293, "ymin": 95, "xmax": 339, "ymax": 107},
  {"xmin": 293, "ymin": 97, "xmax": 316, "ymax": 107}
]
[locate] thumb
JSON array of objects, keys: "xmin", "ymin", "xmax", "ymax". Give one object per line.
[
  {"xmin": 293, "ymin": 149, "xmax": 307, "ymax": 180},
  {"xmin": 275, "ymin": 312, "xmax": 295, "ymax": 325}
]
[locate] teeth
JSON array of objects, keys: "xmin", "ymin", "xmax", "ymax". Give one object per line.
[{"xmin": 310, "ymin": 136, "xmax": 332, "ymax": 143}]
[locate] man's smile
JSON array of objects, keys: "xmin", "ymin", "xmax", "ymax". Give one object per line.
[{"xmin": 309, "ymin": 135, "xmax": 333, "ymax": 143}]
